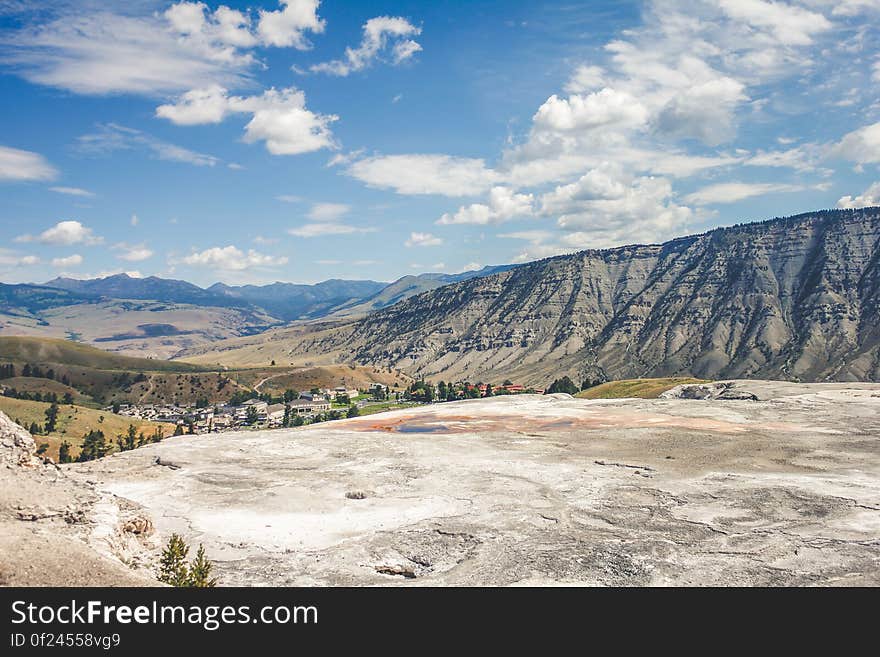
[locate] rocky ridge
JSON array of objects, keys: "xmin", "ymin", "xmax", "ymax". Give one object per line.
[{"xmin": 310, "ymin": 209, "xmax": 880, "ymax": 384}]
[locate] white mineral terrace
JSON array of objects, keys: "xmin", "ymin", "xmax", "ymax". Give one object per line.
[{"xmin": 71, "ymin": 382, "xmax": 880, "ymax": 586}]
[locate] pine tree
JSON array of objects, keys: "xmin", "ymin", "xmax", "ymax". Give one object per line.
[
  {"xmin": 58, "ymin": 441, "xmax": 72, "ymax": 464},
  {"xmin": 246, "ymin": 406, "xmax": 258, "ymax": 425},
  {"xmin": 185, "ymin": 544, "xmax": 217, "ymax": 587},
  {"xmin": 77, "ymin": 430, "xmax": 108, "ymax": 462},
  {"xmin": 346, "ymin": 404, "xmax": 360, "ymax": 418},
  {"xmin": 44, "ymin": 403, "xmax": 59, "ymax": 433},
  {"xmin": 157, "ymin": 534, "xmax": 190, "ymax": 587}
]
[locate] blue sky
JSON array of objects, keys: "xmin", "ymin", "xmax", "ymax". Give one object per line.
[{"xmin": 1, "ymin": 0, "xmax": 879, "ymax": 287}]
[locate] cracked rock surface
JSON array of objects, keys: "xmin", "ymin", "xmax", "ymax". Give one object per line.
[
  {"xmin": 0, "ymin": 411, "xmax": 159, "ymax": 586},
  {"xmin": 67, "ymin": 381, "xmax": 880, "ymax": 586}
]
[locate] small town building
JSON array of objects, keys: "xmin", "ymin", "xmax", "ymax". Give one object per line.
[{"xmin": 266, "ymin": 403, "xmax": 286, "ymax": 426}]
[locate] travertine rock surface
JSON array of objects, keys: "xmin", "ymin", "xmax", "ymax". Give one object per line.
[
  {"xmin": 70, "ymin": 382, "xmax": 880, "ymax": 586},
  {"xmin": 0, "ymin": 411, "xmax": 158, "ymax": 586}
]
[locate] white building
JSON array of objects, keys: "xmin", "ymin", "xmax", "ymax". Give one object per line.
[{"xmin": 266, "ymin": 403, "xmax": 286, "ymax": 426}]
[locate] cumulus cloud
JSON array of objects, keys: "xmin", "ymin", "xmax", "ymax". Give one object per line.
[
  {"xmin": 532, "ymin": 89, "xmax": 649, "ymax": 133},
  {"xmin": 837, "ymin": 181, "xmax": 880, "ymax": 209},
  {"xmin": 16, "ymin": 220, "xmax": 103, "ymax": 246},
  {"xmin": 405, "ymin": 232, "xmax": 443, "ymax": 247},
  {"xmin": 257, "ymin": 0, "xmax": 325, "ymax": 49},
  {"xmin": 717, "ymin": 0, "xmax": 832, "ymax": 46},
  {"xmin": 654, "ymin": 76, "xmax": 747, "ymax": 145},
  {"xmin": 416, "ymin": 0, "xmax": 868, "ymax": 254},
  {"xmin": 113, "ymin": 243, "xmax": 154, "ymax": 262},
  {"xmin": 437, "ymin": 187, "xmax": 534, "ymax": 225},
  {"xmin": 829, "ymin": 122, "xmax": 880, "ymax": 164},
  {"xmin": 564, "ymin": 65, "xmax": 605, "ymax": 94},
  {"xmin": 51, "ymin": 254, "xmax": 83, "ymax": 268},
  {"xmin": 0, "ymin": 249, "xmax": 41, "ymax": 268},
  {"xmin": 181, "ymin": 245, "xmax": 288, "ymax": 271},
  {"xmin": 0, "ymin": 145, "xmax": 57, "ymax": 182},
  {"xmin": 157, "ymin": 86, "xmax": 337, "ymax": 155},
  {"xmin": 1, "ymin": 1, "xmax": 326, "ymax": 96},
  {"xmin": 311, "ymin": 16, "xmax": 421, "ymax": 76},
  {"xmin": 348, "ymin": 154, "xmax": 499, "ymax": 196},
  {"xmin": 548, "ymin": 174, "xmax": 693, "ymax": 248}
]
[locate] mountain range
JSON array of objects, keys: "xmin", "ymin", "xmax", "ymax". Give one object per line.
[
  {"xmin": 182, "ymin": 208, "xmax": 880, "ymax": 385},
  {"xmin": 0, "ymin": 265, "xmax": 514, "ymax": 359}
]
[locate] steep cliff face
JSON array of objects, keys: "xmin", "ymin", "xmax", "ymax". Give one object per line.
[{"xmin": 335, "ymin": 209, "xmax": 880, "ymax": 383}]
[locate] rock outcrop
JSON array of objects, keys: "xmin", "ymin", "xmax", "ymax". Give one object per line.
[{"xmin": 0, "ymin": 411, "xmax": 159, "ymax": 586}]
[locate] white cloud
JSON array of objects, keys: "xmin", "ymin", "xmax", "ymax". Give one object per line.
[
  {"xmin": 829, "ymin": 122, "xmax": 880, "ymax": 164},
  {"xmin": 77, "ymin": 123, "xmax": 220, "ymax": 167},
  {"xmin": 16, "ymin": 220, "xmax": 102, "ymax": 246},
  {"xmin": 52, "ymin": 253, "xmax": 83, "ymax": 269},
  {"xmin": 564, "ymin": 65, "xmax": 605, "ymax": 94},
  {"xmin": 437, "ymin": 186, "xmax": 534, "ymax": 225},
  {"xmin": 0, "ymin": 145, "xmax": 57, "ymax": 182},
  {"xmin": 717, "ymin": 0, "xmax": 832, "ymax": 46},
  {"xmin": 2, "ymin": 8, "xmax": 251, "ymax": 95},
  {"xmin": 497, "ymin": 229, "xmax": 577, "ymax": 263},
  {"xmin": 157, "ymin": 86, "xmax": 337, "ymax": 156},
  {"xmin": 276, "ymin": 194, "xmax": 303, "ymax": 203},
  {"xmin": 540, "ymin": 165, "xmax": 629, "ymax": 213},
  {"xmin": 532, "ymin": 88, "xmax": 649, "ymax": 133},
  {"xmin": 311, "ymin": 16, "xmax": 421, "ymax": 76},
  {"xmin": 181, "ymin": 245, "xmax": 288, "ymax": 271},
  {"xmin": 683, "ymin": 181, "xmax": 806, "ymax": 205},
  {"xmin": 0, "ymin": 249, "xmax": 40, "ymax": 268},
  {"xmin": 113, "ymin": 243, "xmax": 154, "ymax": 262},
  {"xmin": 155, "ymin": 85, "xmax": 231, "ymax": 125},
  {"xmin": 348, "ymin": 154, "xmax": 499, "ymax": 196},
  {"xmin": 654, "ymin": 76, "xmax": 747, "ymax": 145},
  {"xmin": 165, "ymin": 2, "xmax": 258, "ymax": 49},
  {"xmin": 551, "ymin": 175, "xmax": 693, "ymax": 248},
  {"xmin": 257, "ymin": 0, "xmax": 325, "ymax": 49},
  {"xmin": 498, "ymin": 230, "xmax": 556, "ymax": 244},
  {"xmin": 253, "ymin": 235, "xmax": 279, "ymax": 245},
  {"xmin": 837, "ymin": 181, "xmax": 880, "ymax": 209},
  {"xmin": 405, "ymin": 232, "xmax": 443, "ymax": 247},
  {"xmin": 1, "ymin": 1, "xmax": 326, "ymax": 96},
  {"xmin": 307, "ymin": 202, "xmax": 350, "ymax": 221},
  {"xmin": 287, "ymin": 223, "xmax": 375, "ymax": 238},
  {"xmin": 51, "ymin": 254, "xmax": 83, "ymax": 268},
  {"xmin": 746, "ymin": 146, "xmax": 820, "ymax": 172},
  {"xmin": 49, "ymin": 186, "xmax": 94, "ymax": 197}
]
